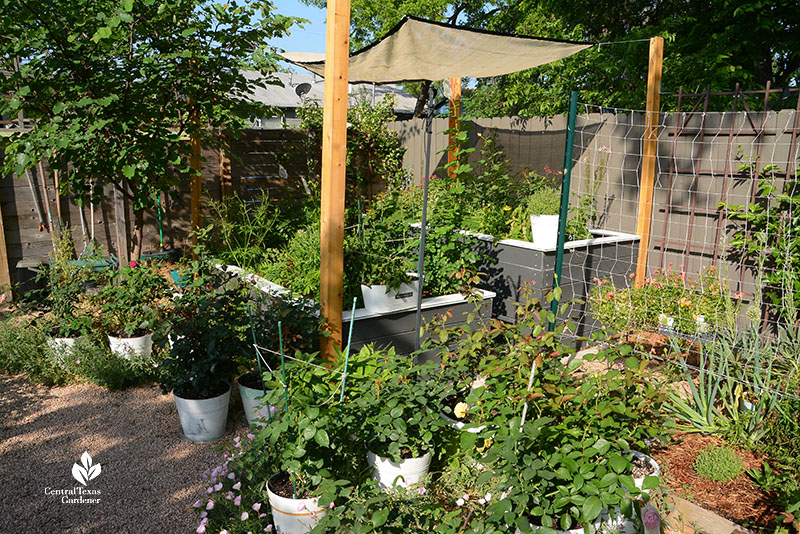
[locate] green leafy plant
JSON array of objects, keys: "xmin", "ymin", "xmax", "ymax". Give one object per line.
[
  {"xmin": 299, "ymin": 96, "xmax": 407, "ymax": 198},
  {"xmin": 350, "ymin": 347, "xmax": 448, "ymax": 462},
  {"xmin": 28, "ymin": 227, "xmax": 104, "ymax": 338},
  {"xmin": 197, "ymin": 192, "xmax": 280, "ymax": 272},
  {"xmin": 0, "ymin": 319, "xmax": 71, "ymax": 386},
  {"xmin": 61, "ymin": 337, "xmax": 164, "ymax": 390},
  {"xmin": 158, "ymin": 261, "xmax": 250, "ymax": 398},
  {"xmin": 349, "ymin": 193, "xmax": 417, "ymax": 292},
  {"xmin": 590, "ymin": 265, "xmax": 740, "ymax": 337},
  {"xmin": 508, "ymin": 186, "xmax": 560, "ymax": 242},
  {"xmin": 666, "ymin": 344, "xmax": 729, "ymax": 434},
  {"xmin": 722, "ymin": 153, "xmax": 797, "ymax": 320},
  {"xmin": 97, "ymin": 261, "xmax": 170, "ymax": 337},
  {"xmin": 693, "ymin": 445, "xmax": 744, "ymax": 482},
  {"xmin": 255, "ymin": 349, "xmax": 371, "ymax": 504},
  {"xmin": 0, "ymin": 0, "xmax": 297, "ymax": 260},
  {"xmin": 526, "ymin": 186, "xmax": 561, "ymax": 216},
  {"xmin": 565, "ymin": 145, "xmax": 608, "ymax": 241}
]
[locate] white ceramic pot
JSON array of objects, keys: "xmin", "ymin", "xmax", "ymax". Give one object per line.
[
  {"xmin": 46, "ymin": 335, "xmax": 85, "ymax": 362},
  {"xmin": 108, "ymin": 333, "xmax": 153, "ymax": 360},
  {"xmin": 439, "ymin": 412, "xmax": 487, "ymax": 433},
  {"xmin": 529, "ymin": 214, "xmax": 559, "ymax": 249},
  {"xmin": 360, "ymin": 279, "xmax": 419, "ymax": 313},
  {"xmin": 267, "ymin": 474, "xmax": 326, "ymax": 534},
  {"xmin": 173, "ymin": 385, "xmax": 231, "ymax": 442},
  {"xmin": 367, "ymin": 449, "xmax": 431, "ymax": 491},
  {"xmin": 237, "ymin": 378, "xmax": 276, "ymax": 427}
]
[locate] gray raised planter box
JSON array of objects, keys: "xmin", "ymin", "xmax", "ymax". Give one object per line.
[
  {"xmin": 223, "ymin": 265, "xmax": 494, "ymax": 359},
  {"xmin": 469, "ymin": 229, "xmax": 640, "ymax": 337}
]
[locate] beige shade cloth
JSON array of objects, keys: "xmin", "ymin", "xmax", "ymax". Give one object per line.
[{"xmin": 281, "ymin": 16, "xmax": 591, "ymax": 83}]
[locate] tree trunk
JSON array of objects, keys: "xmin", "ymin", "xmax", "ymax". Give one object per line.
[
  {"xmin": 132, "ymin": 208, "xmax": 144, "ymax": 262},
  {"xmin": 413, "ymin": 80, "xmax": 432, "ymax": 118}
]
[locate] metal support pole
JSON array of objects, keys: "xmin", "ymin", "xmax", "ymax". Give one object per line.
[
  {"xmin": 549, "ymin": 90, "xmax": 578, "ymax": 330},
  {"xmin": 414, "ymin": 84, "xmax": 437, "ymax": 350}
]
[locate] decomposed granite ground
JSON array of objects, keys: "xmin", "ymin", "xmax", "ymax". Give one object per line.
[{"xmin": 0, "ymin": 374, "xmax": 248, "ymax": 534}]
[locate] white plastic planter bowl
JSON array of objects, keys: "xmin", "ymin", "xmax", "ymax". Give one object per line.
[
  {"xmin": 367, "ymin": 450, "xmax": 431, "ymax": 491},
  {"xmin": 516, "ymin": 520, "xmax": 602, "ymax": 534},
  {"xmin": 267, "ymin": 477, "xmax": 326, "ymax": 534},
  {"xmin": 108, "ymin": 333, "xmax": 153, "ymax": 360},
  {"xmin": 46, "ymin": 336, "xmax": 85, "ymax": 362},
  {"xmin": 632, "ymin": 450, "xmax": 661, "ymax": 492},
  {"xmin": 173, "ymin": 386, "xmax": 231, "ymax": 442},
  {"xmin": 529, "ymin": 214, "xmax": 559, "ymax": 249},
  {"xmin": 237, "ymin": 380, "xmax": 276, "ymax": 427},
  {"xmin": 360, "ymin": 279, "xmax": 419, "ymax": 314},
  {"xmin": 440, "ymin": 412, "xmax": 487, "ymax": 433}
]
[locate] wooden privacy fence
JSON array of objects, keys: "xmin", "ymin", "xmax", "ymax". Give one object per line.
[
  {"xmin": 2, "ymin": 94, "xmax": 798, "ymax": 313},
  {"xmin": 0, "ymin": 129, "xmax": 310, "ymax": 290}
]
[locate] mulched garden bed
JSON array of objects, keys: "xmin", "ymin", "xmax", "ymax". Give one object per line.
[{"xmin": 653, "ymin": 432, "xmax": 780, "ymax": 531}]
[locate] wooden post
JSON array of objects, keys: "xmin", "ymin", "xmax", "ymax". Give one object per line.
[
  {"xmin": 0, "ymin": 195, "xmax": 12, "ymax": 302},
  {"xmin": 635, "ymin": 36, "xmax": 664, "ymax": 284},
  {"xmin": 319, "ymin": 0, "xmax": 351, "ymax": 359},
  {"xmin": 447, "ymin": 77, "xmax": 462, "ymax": 179},
  {"xmin": 190, "ymin": 107, "xmax": 202, "ymax": 255},
  {"xmin": 219, "ymin": 133, "xmax": 231, "ymax": 202}
]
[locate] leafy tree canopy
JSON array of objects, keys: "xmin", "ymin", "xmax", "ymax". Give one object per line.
[
  {"xmin": 305, "ymin": 0, "xmax": 800, "ymax": 115},
  {"xmin": 1, "ymin": 0, "xmax": 297, "ymax": 256}
]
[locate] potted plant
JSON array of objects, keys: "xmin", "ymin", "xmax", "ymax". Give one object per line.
[
  {"xmin": 239, "ymin": 293, "xmax": 322, "ymax": 427},
  {"xmin": 348, "ymin": 207, "xmax": 418, "ymax": 313},
  {"xmin": 98, "ymin": 261, "xmax": 170, "ymax": 359},
  {"xmin": 40, "ymin": 267, "xmax": 93, "ymax": 360},
  {"xmin": 158, "ymin": 263, "xmax": 250, "ymax": 442},
  {"xmin": 255, "ymin": 349, "xmax": 369, "ymax": 534},
  {"xmin": 350, "ymin": 348, "xmax": 448, "ymax": 490},
  {"xmin": 523, "ymin": 186, "xmax": 561, "ymax": 249},
  {"xmin": 28, "ymin": 227, "xmax": 102, "ymax": 360}
]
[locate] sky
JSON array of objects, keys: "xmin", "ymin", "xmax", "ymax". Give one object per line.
[{"xmin": 270, "ymin": 0, "xmax": 328, "ymax": 62}]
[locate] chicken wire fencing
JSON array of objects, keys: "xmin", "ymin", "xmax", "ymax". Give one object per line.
[{"xmin": 559, "ymin": 99, "xmax": 800, "ymax": 399}]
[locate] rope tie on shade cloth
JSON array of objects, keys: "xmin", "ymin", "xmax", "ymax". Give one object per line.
[{"xmin": 596, "ymin": 38, "xmax": 652, "ymax": 50}]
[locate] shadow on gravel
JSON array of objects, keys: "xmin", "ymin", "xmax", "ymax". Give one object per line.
[{"xmin": 0, "ymin": 375, "xmax": 249, "ymax": 534}]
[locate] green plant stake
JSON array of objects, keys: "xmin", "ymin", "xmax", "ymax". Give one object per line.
[
  {"xmin": 246, "ymin": 305, "xmax": 270, "ymax": 422},
  {"xmin": 278, "ymin": 321, "xmax": 289, "ymax": 412},
  {"xmin": 277, "ymin": 320, "xmax": 297, "ymax": 499},
  {"xmin": 338, "ymin": 297, "xmax": 357, "ymax": 416}
]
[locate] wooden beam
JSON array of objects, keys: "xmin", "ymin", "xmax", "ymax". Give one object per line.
[
  {"xmin": 190, "ymin": 108, "xmax": 202, "ymax": 255},
  {"xmin": 635, "ymin": 36, "xmax": 664, "ymax": 284},
  {"xmin": 319, "ymin": 0, "xmax": 351, "ymax": 360},
  {"xmin": 447, "ymin": 77, "xmax": 462, "ymax": 180}
]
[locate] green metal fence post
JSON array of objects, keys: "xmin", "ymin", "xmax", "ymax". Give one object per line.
[{"xmin": 549, "ymin": 90, "xmax": 579, "ymax": 330}]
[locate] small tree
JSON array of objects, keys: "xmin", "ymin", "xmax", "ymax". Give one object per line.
[{"xmin": 0, "ymin": 0, "xmax": 296, "ymax": 259}]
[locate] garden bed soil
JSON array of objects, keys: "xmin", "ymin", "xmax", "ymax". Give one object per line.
[
  {"xmin": 616, "ymin": 330, "xmax": 703, "ymax": 366},
  {"xmin": 653, "ymin": 433, "xmax": 779, "ymax": 531},
  {"xmin": 174, "ymin": 381, "xmax": 230, "ymax": 400},
  {"xmin": 269, "ymin": 471, "xmax": 312, "ymax": 499},
  {"xmin": 631, "ymin": 455, "xmax": 656, "ymax": 478}
]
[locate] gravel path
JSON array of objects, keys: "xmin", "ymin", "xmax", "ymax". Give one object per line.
[{"xmin": 0, "ymin": 374, "xmax": 248, "ymax": 534}]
